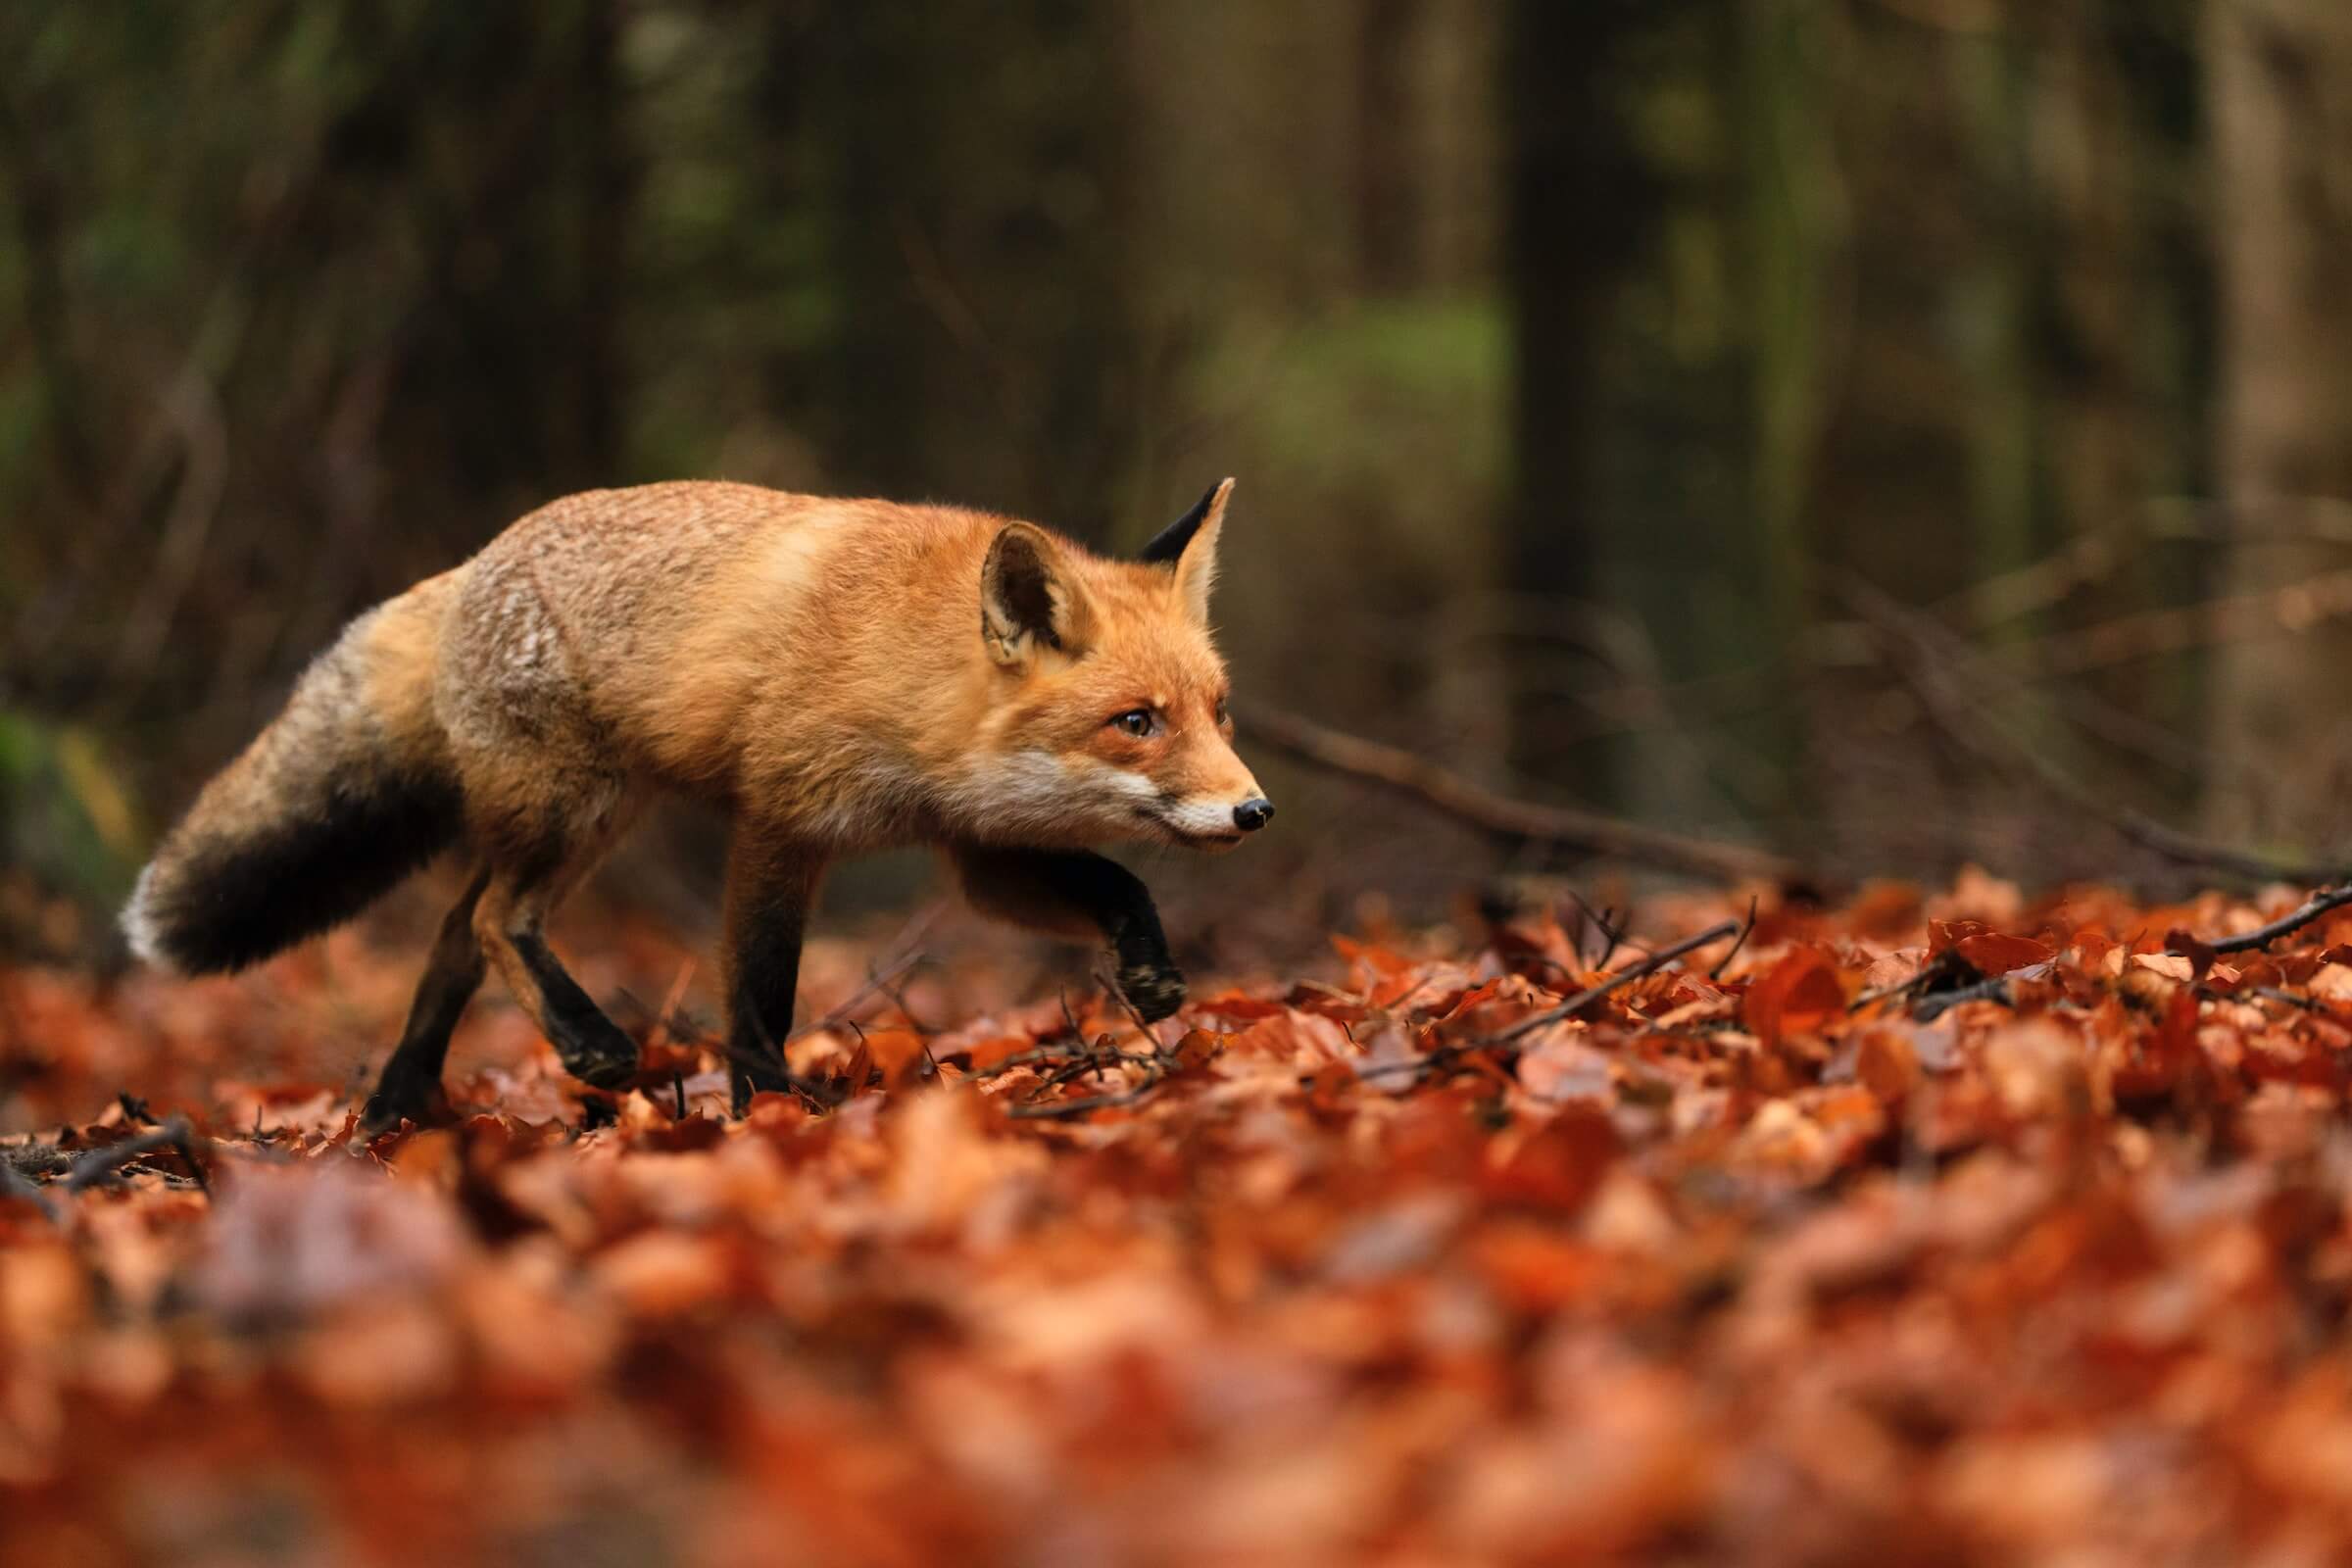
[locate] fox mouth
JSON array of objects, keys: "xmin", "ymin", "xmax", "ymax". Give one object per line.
[{"xmin": 1137, "ymin": 808, "xmax": 1244, "ymax": 851}]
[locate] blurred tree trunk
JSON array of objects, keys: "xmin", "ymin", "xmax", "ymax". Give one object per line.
[
  {"xmin": 808, "ymin": 5, "xmax": 1135, "ymax": 532},
  {"xmin": 2202, "ymin": 0, "xmax": 2352, "ymax": 847},
  {"xmin": 1356, "ymin": 0, "xmax": 1421, "ymax": 293},
  {"xmin": 1502, "ymin": 0, "xmax": 1652, "ymax": 808},
  {"xmin": 1739, "ymin": 0, "xmax": 1834, "ymax": 841},
  {"xmin": 1955, "ymin": 25, "xmax": 2040, "ymax": 605},
  {"xmin": 2035, "ymin": 2, "xmax": 2211, "ymax": 804},
  {"xmin": 571, "ymin": 0, "xmax": 626, "ymax": 473}
]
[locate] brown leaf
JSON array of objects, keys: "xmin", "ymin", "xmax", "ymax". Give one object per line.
[{"xmin": 1742, "ymin": 947, "xmax": 1848, "ymax": 1050}]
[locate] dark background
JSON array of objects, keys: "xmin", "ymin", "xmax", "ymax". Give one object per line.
[{"xmin": 6, "ymin": 1, "xmax": 2351, "ymax": 956}]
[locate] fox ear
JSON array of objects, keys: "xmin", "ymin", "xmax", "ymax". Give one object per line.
[
  {"xmin": 982, "ymin": 522, "xmax": 1095, "ymax": 666},
  {"xmin": 1140, "ymin": 478, "xmax": 1232, "ymax": 626}
]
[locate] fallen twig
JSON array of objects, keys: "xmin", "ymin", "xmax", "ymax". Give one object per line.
[
  {"xmin": 995, "ymin": 1039, "xmax": 1172, "ymax": 1119},
  {"xmin": 64, "ymin": 1117, "xmax": 209, "ymax": 1196},
  {"xmin": 788, "ymin": 940, "xmax": 932, "ymax": 1046},
  {"xmin": 1567, "ymin": 893, "xmax": 1627, "ymax": 969},
  {"xmin": 1836, "ymin": 574, "xmax": 2352, "ymax": 886},
  {"xmin": 1493, "ymin": 919, "xmax": 1744, "ymax": 1045},
  {"xmin": 1003, "ymin": 1078, "xmax": 1166, "ymax": 1120},
  {"xmin": 1350, "ymin": 918, "xmax": 1742, "ymax": 1089},
  {"xmin": 989, "ymin": 978, "xmax": 1190, "ymax": 1119},
  {"xmin": 2253, "ymin": 985, "xmax": 2329, "ymax": 1014},
  {"xmin": 1239, "ymin": 704, "xmax": 1803, "ymax": 886},
  {"xmin": 1911, "ymin": 974, "xmax": 2016, "ymax": 1023},
  {"xmin": 2177, "ymin": 885, "xmax": 2352, "ymax": 956},
  {"xmin": 1849, "ymin": 974, "xmax": 1927, "ymax": 1012},
  {"xmin": 1712, "ymin": 896, "xmax": 1760, "ymax": 980},
  {"xmin": 0, "ymin": 1153, "xmax": 61, "ymax": 1222}
]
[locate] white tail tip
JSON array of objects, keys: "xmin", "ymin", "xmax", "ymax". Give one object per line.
[{"xmin": 120, "ymin": 861, "xmax": 178, "ymax": 972}]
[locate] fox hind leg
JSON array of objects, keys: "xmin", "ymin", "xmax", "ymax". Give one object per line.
[
  {"xmin": 360, "ymin": 867, "xmax": 492, "ymax": 1134},
  {"xmin": 469, "ymin": 795, "xmax": 644, "ymax": 1094},
  {"xmin": 722, "ymin": 830, "xmax": 825, "ymax": 1116}
]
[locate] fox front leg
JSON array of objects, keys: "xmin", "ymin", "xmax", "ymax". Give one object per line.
[
  {"xmin": 722, "ymin": 832, "xmax": 825, "ymax": 1115},
  {"xmin": 949, "ymin": 845, "xmax": 1186, "ymax": 1022}
]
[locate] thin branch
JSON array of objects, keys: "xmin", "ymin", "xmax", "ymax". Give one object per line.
[
  {"xmin": 1493, "ymin": 919, "xmax": 1744, "ymax": 1045},
  {"xmin": 63, "ymin": 1118, "xmax": 209, "ymax": 1196},
  {"xmin": 970, "ymin": 1041, "xmax": 1108, "ymax": 1081},
  {"xmin": 2181, "ymin": 885, "xmax": 2352, "ymax": 956},
  {"xmin": 789, "ymin": 951, "xmax": 922, "ymax": 1043},
  {"xmin": 1911, "ymin": 974, "xmax": 2016, "ymax": 1023},
  {"xmin": 1003, "ymin": 1078, "xmax": 1166, "ymax": 1120},
  {"xmin": 989, "ymin": 976, "xmax": 1187, "ymax": 1120},
  {"xmin": 0, "ymin": 1155, "xmax": 61, "ymax": 1223},
  {"xmin": 1238, "ymin": 704, "xmax": 1803, "ymax": 887},
  {"xmin": 2253, "ymin": 986, "xmax": 2328, "ymax": 1014},
  {"xmin": 1712, "ymin": 897, "xmax": 1760, "ymax": 980},
  {"xmin": 1566, "ymin": 893, "xmax": 1626, "ymax": 969},
  {"xmin": 1834, "ymin": 574, "xmax": 2352, "ymax": 886},
  {"xmin": 1350, "ymin": 918, "xmax": 1743, "ymax": 1088}
]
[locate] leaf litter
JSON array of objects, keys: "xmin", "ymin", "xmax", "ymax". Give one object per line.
[{"xmin": 8, "ymin": 873, "xmax": 2352, "ymax": 1562}]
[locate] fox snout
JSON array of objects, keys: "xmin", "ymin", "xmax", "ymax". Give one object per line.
[{"xmin": 1152, "ymin": 782, "xmax": 1274, "ymax": 852}]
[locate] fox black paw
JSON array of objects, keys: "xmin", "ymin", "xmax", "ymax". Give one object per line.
[
  {"xmin": 730, "ymin": 1056, "xmax": 794, "ymax": 1117},
  {"xmin": 560, "ymin": 1030, "xmax": 641, "ymax": 1090},
  {"xmin": 359, "ymin": 1080, "xmax": 445, "ymax": 1137},
  {"xmin": 1116, "ymin": 962, "xmax": 1186, "ymax": 1023}
]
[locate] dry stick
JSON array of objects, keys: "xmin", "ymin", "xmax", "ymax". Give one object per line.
[
  {"xmin": 1492, "ymin": 919, "xmax": 1744, "ymax": 1045},
  {"xmin": 2186, "ymin": 884, "xmax": 2352, "ymax": 956},
  {"xmin": 2254, "ymin": 985, "xmax": 2328, "ymax": 1014},
  {"xmin": 1712, "ymin": 896, "xmax": 1760, "ymax": 980},
  {"xmin": 1004, "ymin": 1078, "xmax": 1165, "ymax": 1120},
  {"xmin": 1238, "ymin": 704, "xmax": 1803, "ymax": 887},
  {"xmin": 1351, "ymin": 918, "xmax": 1745, "ymax": 1086},
  {"xmin": 1834, "ymin": 574, "xmax": 2352, "ymax": 887},
  {"xmin": 790, "ymin": 915, "xmax": 939, "ymax": 1046},
  {"xmin": 1566, "ymin": 892, "xmax": 1628, "ymax": 969},
  {"xmin": 64, "ymin": 1118, "xmax": 209, "ymax": 1196},
  {"xmin": 1911, "ymin": 972, "xmax": 2023, "ymax": 1024},
  {"xmin": 968, "ymin": 1041, "xmax": 1128, "ymax": 1081},
  {"xmin": 0, "ymin": 1154, "xmax": 61, "ymax": 1223},
  {"xmin": 1004, "ymin": 978, "xmax": 1184, "ymax": 1119}
]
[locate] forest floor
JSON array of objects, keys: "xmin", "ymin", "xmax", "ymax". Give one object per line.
[{"xmin": 9, "ymin": 871, "xmax": 2352, "ymax": 1565}]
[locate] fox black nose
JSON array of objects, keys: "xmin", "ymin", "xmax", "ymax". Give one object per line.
[{"xmin": 1234, "ymin": 797, "xmax": 1275, "ymax": 832}]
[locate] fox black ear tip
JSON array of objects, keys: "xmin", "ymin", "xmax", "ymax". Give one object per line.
[{"xmin": 1139, "ymin": 479, "xmax": 1236, "ymax": 565}]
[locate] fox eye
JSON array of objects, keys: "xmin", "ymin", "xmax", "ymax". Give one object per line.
[
  {"xmin": 1214, "ymin": 697, "xmax": 1231, "ymax": 726},
  {"xmin": 1109, "ymin": 708, "xmax": 1157, "ymax": 738}
]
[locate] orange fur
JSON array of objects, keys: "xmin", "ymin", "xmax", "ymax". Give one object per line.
[
  {"xmin": 124, "ymin": 480, "xmax": 1270, "ymax": 1122},
  {"xmin": 434, "ymin": 480, "xmax": 1264, "ymax": 852}
]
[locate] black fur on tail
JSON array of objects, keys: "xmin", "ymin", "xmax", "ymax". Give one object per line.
[{"xmin": 124, "ymin": 764, "xmax": 464, "ymax": 975}]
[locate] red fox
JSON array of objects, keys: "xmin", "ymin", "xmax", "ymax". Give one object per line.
[{"xmin": 122, "ymin": 480, "xmax": 1272, "ymax": 1129}]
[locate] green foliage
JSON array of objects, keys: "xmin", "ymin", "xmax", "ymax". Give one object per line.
[
  {"xmin": 1222, "ymin": 299, "xmax": 1506, "ymax": 531},
  {"xmin": 0, "ymin": 710, "xmax": 141, "ymax": 915}
]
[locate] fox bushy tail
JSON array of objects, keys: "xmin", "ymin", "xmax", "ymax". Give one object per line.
[{"xmin": 122, "ymin": 591, "xmax": 464, "ymax": 974}]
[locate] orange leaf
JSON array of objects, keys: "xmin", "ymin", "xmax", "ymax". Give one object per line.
[
  {"xmin": 863, "ymin": 1028, "xmax": 932, "ymax": 1091},
  {"xmin": 1742, "ymin": 949, "xmax": 1847, "ymax": 1050},
  {"xmin": 1953, "ymin": 931, "xmax": 2054, "ymax": 976},
  {"xmin": 1484, "ymin": 1105, "xmax": 1621, "ymax": 1213}
]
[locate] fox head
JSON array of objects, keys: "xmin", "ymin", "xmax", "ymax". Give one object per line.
[{"xmin": 972, "ymin": 479, "xmax": 1272, "ymax": 852}]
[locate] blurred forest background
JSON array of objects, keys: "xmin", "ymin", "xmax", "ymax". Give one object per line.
[{"xmin": 6, "ymin": 0, "xmax": 2352, "ymax": 960}]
